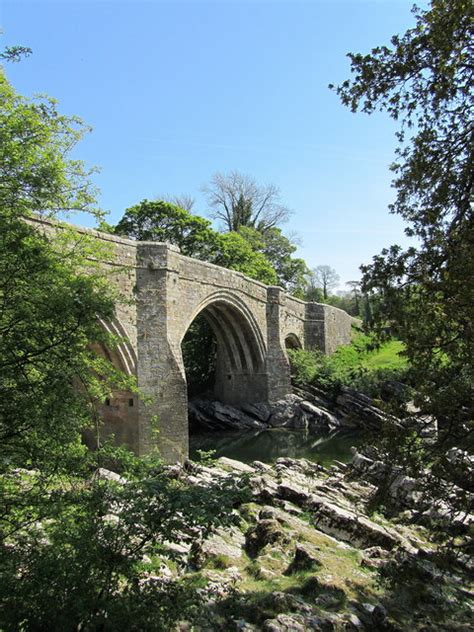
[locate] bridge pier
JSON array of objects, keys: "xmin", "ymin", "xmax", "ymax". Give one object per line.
[
  {"xmin": 265, "ymin": 287, "xmax": 292, "ymax": 402},
  {"xmin": 136, "ymin": 242, "xmax": 188, "ymax": 462}
]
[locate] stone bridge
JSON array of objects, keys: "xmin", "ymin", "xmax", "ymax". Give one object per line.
[{"xmin": 32, "ymin": 217, "xmax": 353, "ymax": 462}]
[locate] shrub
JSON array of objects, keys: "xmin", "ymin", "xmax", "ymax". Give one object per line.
[{"xmin": 288, "ymin": 334, "xmax": 410, "ymax": 401}]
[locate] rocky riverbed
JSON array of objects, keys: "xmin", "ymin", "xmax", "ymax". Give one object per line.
[
  {"xmin": 188, "ymin": 382, "xmax": 433, "ymax": 436},
  {"xmin": 109, "ymin": 450, "xmax": 473, "ymax": 631}
]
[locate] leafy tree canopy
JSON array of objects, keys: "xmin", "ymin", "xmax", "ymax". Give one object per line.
[
  {"xmin": 0, "ymin": 69, "xmax": 119, "ymax": 469},
  {"xmin": 333, "ymin": 0, "xmax": 473, "ymax": 526},
  {"xmin": 114, "ymin": 199, "xmax": 218, "ymax": 259},
  {"xmin": 0, "ymin": 71, "xmax": 99, "ymax": 219},
  {"xmin": 113, "ymin": 199, "xmax": 277, "ymax": 285},
  {"xmin": 213, "ymin": 230, "xmax": 277, "ymax": 285},
  {"xmin": 238, "ymin": 226, "xmax": 310, "ymax": 295}
]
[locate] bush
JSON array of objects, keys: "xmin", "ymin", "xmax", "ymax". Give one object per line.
[
  {"xmin": 288, "ymin": 334, "xmax": 410, "ymax": 401},
  {"xmin": 287, "ymin": 348, "xmax": 321, "ymax": 386}
]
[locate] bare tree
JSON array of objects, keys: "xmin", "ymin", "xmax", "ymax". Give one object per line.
[
  {"xmin": 155, "ymin": 194, "xmax": 195, "ymax": 211},
  {"xmin": 310, "ymin": 265, "xmax": 340, "ymax": 299},
  {"xmin": 202, "ymin": 170, "xmax": 291, "ymax": 233}
]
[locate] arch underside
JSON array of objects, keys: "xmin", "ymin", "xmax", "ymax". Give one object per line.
[
  {"xmin": 98, "ymin": 317, "xmax": 137, "ymax": 376},
  {"xmin": 181, "ymin": 295, "xmax": 268, "ymax": 405}
]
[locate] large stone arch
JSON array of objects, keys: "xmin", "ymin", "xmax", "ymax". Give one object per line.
[
  {"xmin": 98, "ymin": 317, "xmax": 137, "ymax": 376},
  {"xmin": 176, "ymin": 291, "xmax": 268, "ymax": 404}
]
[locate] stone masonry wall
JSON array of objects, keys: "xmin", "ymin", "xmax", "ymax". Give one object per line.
[{"xmin": 27, "ymin": 216, "xmax": 353, "ymax": 462}]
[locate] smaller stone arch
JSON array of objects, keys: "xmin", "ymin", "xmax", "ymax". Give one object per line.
[{"xmin": 285, "ymin": 333, "xmax": 303, "ymax": 351}]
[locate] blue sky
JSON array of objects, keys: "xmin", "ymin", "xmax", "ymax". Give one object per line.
[{"xmin": 1, "ymin": 0, "xmax": 422, "ymax": 288}]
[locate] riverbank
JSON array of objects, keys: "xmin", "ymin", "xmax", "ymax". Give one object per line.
[{"xmin": 124, "ymin": 453, "xmax": 472, "ymax": 631}]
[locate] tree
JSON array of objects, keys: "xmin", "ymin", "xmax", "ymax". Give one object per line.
[
  {"xmin": 238, "ymin": 226, "xmax": 309, "ymax": 295},
  {"xmin": 309, "ymin": 265, "xmax": 340, "ymax": 299},
  {"xmin": 158, "ymin": 193, "xmax": 195, "ymax": 211},
  {"xmin": 203, "ymin": 170, "xmax": 291, "ymax": 233},
  {"xmin": 304, "ymin": 272, "xmax": 324, "ymax": 303},
  {"xmin": 114, "ymin": 199, "xmax": 218, "ymax": 259},
  {"xmin": 334, "ymin": 0, "xmax": 473, "ymax": 539},
  {"xmin": 0, "ymin": 66, "xmax": 249, "ymax": 631},
  {"xmin": 323, "ymin": 290, "xmax": 362, "ymax": 318},
  {"xmin": 113, "ymin": 200, "xmax": 277, "ymax": 285},
  {"xmin": 0, "ymin": 45, "xmax": 32, "ymax": 62},
  {"xmin": 213, "ymin": 231, "xmax": 277, "ymax": 285},
  {"xmin": 345, "ymin": 281, "xmax": 361, "ymax": 314},
  {"xmin": 0, "ymin": 68, "xmax": 121, "ymax": 468}
]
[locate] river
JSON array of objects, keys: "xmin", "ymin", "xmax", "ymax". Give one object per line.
[{"xmin": 189, "ymin": 427, "xmax": 363, "ymax": 467}]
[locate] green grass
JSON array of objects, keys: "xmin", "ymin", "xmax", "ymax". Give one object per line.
[
  {"xmin": 288, "ymin": 334, "xmax": 409, "ymax": 399},
  {"xmin": 360, "ymin": 339, "xmax": 407, "ymax": 371}
]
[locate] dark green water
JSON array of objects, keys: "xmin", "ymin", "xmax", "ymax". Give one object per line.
[{"xmin": 189, "ymin": 428, "xmax": 362, "ymax": 468}]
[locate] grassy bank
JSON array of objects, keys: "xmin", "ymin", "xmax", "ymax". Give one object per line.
[{"xmin": 288, "ymin": 333, "xmax": 409, "ymax": 400}]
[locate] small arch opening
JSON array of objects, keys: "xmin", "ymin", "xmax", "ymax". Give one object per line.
[
  {"xmin": 285, "ymin": 333, "xmax": 303, "ymax": 383},
  {"xmin": 285, "ymin": 333, "xmax": 302, "ymax": 351}
]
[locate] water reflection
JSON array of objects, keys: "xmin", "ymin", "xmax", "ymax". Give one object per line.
[{"xmin": 189, "ymin": 428, "xmax": 362, "ymax": 468}]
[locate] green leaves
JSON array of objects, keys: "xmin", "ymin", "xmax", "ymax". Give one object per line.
[
  {"xmin": 238, "ymin": 226, "xmax": 310, "ymax": 294},
  {"xmin": 0, "ymin": 72, "xmax": 99, "ymax": 219},
  {"xmin": 212, "ymin": 230, "xmax": 278, "ymax": 285},
  {"xmin": 114, "ymin": 199, "xmax": 279, "ymax": 285},
  {"xmin": 115, "ymin": 199, "xmax": 218, "ymax": 259},
  {"xmin": 0, "ymin": 457, "xmax": 250, "ymax": 631},
  {"xmin": 333, "ymin": 0, "xmax": 473, "ymax": 541}
]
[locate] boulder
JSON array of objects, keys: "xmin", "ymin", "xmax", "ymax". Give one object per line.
[
  {"xmin": 268, "ymin": 394, "xmax": 304, "ymax": 428},
  {"xmin": 285, "ymin": 544, "xmax": 322, "ymax": 574},
  {"xmin": 360, "ymin": 546, "xmax": 391, "ymax": 569},
  {"xmin": 249, "ymin": 475, "xmax": 280, "ymax": 503},
  {"xmin": 240, "ymin": 402, "xmax": 272, "ymax": 422},
  {"xmin": 217, "ymin": 457, "xmax": 255, "ymax": 474},
  {"xmin": 336, "ymin": 386, "xmax": 400, "ymax": 430},
  {"xmin": 388, "ymin": 473, "xmax": 421, "ymax": 507},
  {"xmin": 260, "ymin": 591, "xmax": 313, "ymax": 616},
  {"xmin": 245, "ymin": 518, "xmax": 289, "ymax": 556},
  {"xmin": 192, "ymin": 526, "xmax": 245, "ymax": 568},
  {"xmin": 263, "ymin": 611, "xmax": 362, "ymax": 632},
  {"xmin": 308, "ymin": 494, "xmax": 409, "ymax": 550},
  {"xmin": 263, "ymin": 614, "xmax": 306, "ymax": 632},
  {"xmin": 446, "ymin": 447, "xmax": 474, "ymax": 468},
  {"xmin": 277, "ymin": 481, "xmax": 312, "ymax": 506},
  {"xmin": 300, "ymin": 401, "xmax": 340, "ymax": 429},
  {"xmin": 252, "ymin": 460, "xmax": 272, "ymax": 472},
  {"xmin": 213, "ymin": 401, "xmax": 266, "ymax": 429},
  {"xmin": 189, "ymin": 398, "xmax": 266, "ymax": 432},
  {"xmin": 92, "ymin": 468, "xmax": 127, "ymax": 484}
]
